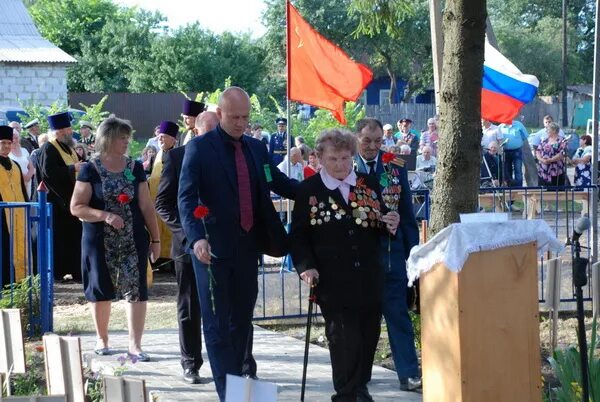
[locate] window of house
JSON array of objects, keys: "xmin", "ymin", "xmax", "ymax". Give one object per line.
[{"xmin": 379, "ymin": 89, "xmax": 391, "ymax": 106}]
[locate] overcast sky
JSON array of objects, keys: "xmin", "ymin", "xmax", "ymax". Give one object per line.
[{"xmin": 114, "ymin": 0, "xmax": 268, "ymax": 37}]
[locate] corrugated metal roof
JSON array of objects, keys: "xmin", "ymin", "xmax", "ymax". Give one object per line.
[{"xmin": 0, "ymin": 0, "xmax": 76, "ymax": 63}]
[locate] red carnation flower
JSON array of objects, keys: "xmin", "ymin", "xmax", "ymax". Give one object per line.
[
  {"xmin": 382, "ymin": 152, "xmax": 395, "ymax": 164},
  {"xmin": 117, "ymin": 193, "xmax": 130, "ymax": 205},
  {"xmin": 193, "ymin": 205, "xmax": 210, "ymax": 219}
]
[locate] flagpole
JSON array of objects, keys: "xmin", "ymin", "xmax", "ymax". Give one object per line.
[{"xmin": 286, "ymin": 0, "xmax": 292, "ymax": 224}]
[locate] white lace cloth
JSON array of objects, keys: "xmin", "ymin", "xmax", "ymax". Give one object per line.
[{"xmin": 406, "ymin": 220, "xmax": 563, "ymax": 285}]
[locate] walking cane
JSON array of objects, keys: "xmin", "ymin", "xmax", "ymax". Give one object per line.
[{"xmin": 301, "ymin": 279, "xmax": 318, "ymax": 401}]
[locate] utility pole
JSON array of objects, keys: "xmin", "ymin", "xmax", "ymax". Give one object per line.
[
  {"xmin": 561, "ymin": 0, "xmax": 569, "ymax": 127},
  {"xmin": 429, "ymin": 0, "xmax": 442, "ymax": 113}
]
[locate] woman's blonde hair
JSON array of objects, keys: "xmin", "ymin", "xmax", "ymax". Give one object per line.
[
  {"xmin": 94, "ymin": 115, "xmax": 133, "ymax": 156},
  {"xmin": 314, "ymin": 128, "xmax": 357, "ymax": 157}
]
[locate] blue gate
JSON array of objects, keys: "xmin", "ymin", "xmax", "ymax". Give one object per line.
[{"xmin": 0, "ymin": 186, "xmax": 53, "ymax": 336}]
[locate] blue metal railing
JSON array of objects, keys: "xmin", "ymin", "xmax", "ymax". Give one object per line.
[{"xmin": 0, "ymin": 186, "xmax": 53, "ymax": 335}]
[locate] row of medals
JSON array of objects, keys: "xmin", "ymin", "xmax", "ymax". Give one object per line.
[{"xmin": 309, "ymin": 194, "xmax": 380, "ymax": 228}]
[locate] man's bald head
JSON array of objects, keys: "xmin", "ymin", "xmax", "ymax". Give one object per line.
[
  {"xmin": 195, "ymin": 111, "xmax": 219, "ymax": 136},
  {"xmin": 217, "ymin": 87, "xmax": 251, "ymax": 138}
]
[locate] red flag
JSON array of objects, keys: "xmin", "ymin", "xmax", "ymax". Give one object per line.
[{"xmin": 287, "ymin": 1, "xmax": 373, "ymax": 125}]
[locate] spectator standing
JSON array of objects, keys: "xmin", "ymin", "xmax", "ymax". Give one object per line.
[
  {"xmin": 303, "ymin": 150, "xmax": 320, "ymax": 179},
  {"xmin": 295, "ymin": 136, "xmax": 311, "ymax": 161},
  {"xmin": 74, "ymin": 143, "xmax": 88, "ymax": 162},
  {"xmin": 251, "ymin": 123, "xmax": 269, "ymax": 148},
  {"xmin": 79, "ymin": 121, "xmax": 96, "ymax": 156},
  {"xmin": 21, "ymin": 119, "xmax": 41, "ymax": 154},
  {"xmin": 70, "ymin": 115, "xmax": 160, "ymax": 361},
  {"xmin": 382, "ymin": 124, "xmax": 396, "ymax": 148},
  {"xmin": 571, "ymin": 134, "xmax": 592, "ymax": 187},
  {"xmin": 395, "ymin": 118, "xmax": 419, "ymax": 154},
  {"xmin": 9, "ymin": 130, "xmax": 34, "ymax": 199},
  {"xmin": 536, "ymin": 122, "xmax": 567, "ymax": 187},
  {"xmin": 180, "ymin": 100, "xmax": 205, "ymax": 146},
  {"xmin": 481, "ymin": 119, "xmax": 501, "ymax": 149},
  {"xmin": 36, "ymin": 112, "xmax": 84, "ymax": 281},
  {"xmin": 269, "ymin": 117, "xmax": 294, "ymax": 165},
  {"xmin": 419, "ymin": 118, "xmax": 439, "ymax": 156},
  {"xmin": 277, "ymin": 147, "xmax": 304, "ymax": 181},
  {"xmin": 140, "ymin": 146, "xmax": 157, "ymax": 177},
  {"xmin": 498, "ymin": 120, "xmax": 529, "ymax": 188},
  {"xmin": 481, "ymin": 141, "xmax": 503, "ymax": 186}
]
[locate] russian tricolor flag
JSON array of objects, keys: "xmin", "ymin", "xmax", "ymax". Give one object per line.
[{"xmin": 482, "ymin": 40, "xmax": 539, "ymax": 124}]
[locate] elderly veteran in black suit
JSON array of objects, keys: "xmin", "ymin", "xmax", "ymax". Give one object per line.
[{"xmin": 290, "ymin": 128, "xmax": 400, "ymax": 402}]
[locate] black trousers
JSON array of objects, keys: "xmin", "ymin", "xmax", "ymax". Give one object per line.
[
  {"xmin": 321, "ymin": 303, "xmax": 382, "ymax": 402},
  {"xmin": 175, "ymin": 258, "xmax": 203, "ymax": 370}
]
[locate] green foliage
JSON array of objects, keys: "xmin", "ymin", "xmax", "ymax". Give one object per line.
[
  {"xmin": 409, "ymin": 311, "xmax": 421, "ymax": 350},
  {"xmin": 9, "ymin": 348, "xmax": 45, "ymax": 396},
  {"xmin": 76, "ymin": 95, "xmax": 109, "ymax": 129},
  {"xmin": 16, "ymin": 100, "xmax": 67, "ymax": 135},
  {"xmin": 292, "ymin": 102, "xmax": 366, "ymax": 147},
  {"xmin": 348, "ymin": 0, "xmax": 414, "ymax": 39},
  {"xmin": 0, "ymin": 275, "xmax": 41, "ymax": 336},
  {"xmin": 128, "ymin": 138, "xmax": 145, "ymax": 160},
  {"xmin": 547, "ymin": 317, "xmax": 599, "ymax": 401}
]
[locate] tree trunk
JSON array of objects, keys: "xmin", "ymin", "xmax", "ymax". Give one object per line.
[
  {"xmin": 387, "ymin": 67, "xmax": 398, "ymax": 104},
  {"xmin": 429, "ymin": 0, "xmax": 487, "ymax": 235}
]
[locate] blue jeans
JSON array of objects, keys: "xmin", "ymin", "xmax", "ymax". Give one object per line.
[{"xmin": 503, "ymin": 148, "xmax": 523, "ymax": 187}]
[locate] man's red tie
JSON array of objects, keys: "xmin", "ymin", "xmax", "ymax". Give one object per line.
[{"xmin": 232, "ymin": 141, "xmax": 254, "ymax": 232}]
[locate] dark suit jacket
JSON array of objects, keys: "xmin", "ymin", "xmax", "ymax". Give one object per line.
[
  {"xmin": 178, "ymin": 125, "xmax": 298, "ymax": 259},
  {"xmin": 354, "ymin": 151, "xmax": 419, "ymax": 260},
  {"xmin": 155, "ymin": 145, "xmax": 190, "ymax": 263},
  {"xmin": 290, "ymin": 173, "xmax": 386, "ymax": 310},
  {"xmin": 20, "ymin": 135, "xmax": 38, "ymax": 154}
]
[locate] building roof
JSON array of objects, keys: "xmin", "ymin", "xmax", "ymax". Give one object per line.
[
  {"xmin": 0, "ymin": 0, "xmax": 76, "ymax": 63},
  {"xmin": 567, "ymin": 84, "xmax": 593, "ymax": 97}
]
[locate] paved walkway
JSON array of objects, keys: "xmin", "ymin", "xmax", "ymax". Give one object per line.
[{"xmin": 80, "ymin": 326, "xmax": 422, "ymax": 402}]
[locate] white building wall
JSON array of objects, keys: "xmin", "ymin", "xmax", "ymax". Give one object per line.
[{"xmin": 0, "ymin": 63, "xmax": 69, "ymax": 106}]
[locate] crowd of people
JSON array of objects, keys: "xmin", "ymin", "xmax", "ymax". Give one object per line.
[{"xmin": 3, "ymin": 88, "xmax": 586, "ymax": 401}]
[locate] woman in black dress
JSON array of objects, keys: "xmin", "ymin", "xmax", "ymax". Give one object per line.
[
  {"xmin": 70, "ymin": 116, "xmax": 160, "ymax": 361},
  {"xmin": 290, "ymin": 128, "xmax": 399, "ymax": 401}
]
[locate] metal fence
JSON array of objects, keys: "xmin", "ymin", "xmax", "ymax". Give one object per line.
[
  {"xmin": 0, "ymin": 188, "xmax": 53, "ymax": 335},
  {"xmin": 254, "ymin": 185, "xmax": 596, "ymax": 321}
]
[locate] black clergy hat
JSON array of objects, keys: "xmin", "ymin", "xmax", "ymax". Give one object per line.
[
  {"xmin": 183, "ymin": 100, "xmax": 205, "ymax": 117},
  {"xmin": 159, "ymin": 121, "xmax": 179, "ymax": 137},
  {"xmin": 47, "ymin": 112, "xmax": 71, "ymax": 130},
  {"xmin": 0, "ymin": 125, "xmax": 14, "ymax": 141}
]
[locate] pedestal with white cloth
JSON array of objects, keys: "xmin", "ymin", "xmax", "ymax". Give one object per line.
[{"xmin": 407, "ymin": 220, "xmax": 563, "ymax": 402}]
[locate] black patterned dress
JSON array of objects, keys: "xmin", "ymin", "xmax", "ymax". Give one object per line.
[{"xmin": 77, "ymin": 158, "xmax": 149, "ymax": 302}]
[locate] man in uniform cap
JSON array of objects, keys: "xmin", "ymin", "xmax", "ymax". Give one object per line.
[
  {"xmin": 269, "ymin": 117, "xmax": 294, "ymax": 166},
  {"xmin": 36, "ymin": 112, "xmax": 83, "ymax": 281},
  {"xmin": 0, "ymin": 125, "xmax": 29, "ymax": 287},
  {"xmin": 78, "ymin": 121, "xmax": 96, "ymax": 155},
  {"xmin": 21, "ymin": 119, "xmax": 40, "ymax": 154},
  {"xmin": 180, "ymin": 100, "xmax": 206, "ymax": 146},
  {"xmin": 148, "ymin": 121, "xmax": 179, "ymax": 260}
]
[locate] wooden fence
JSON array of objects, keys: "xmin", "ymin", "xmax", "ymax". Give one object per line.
[{"xmin": 365, "ymin": 103, "xmax": 437, "ymax": 131}]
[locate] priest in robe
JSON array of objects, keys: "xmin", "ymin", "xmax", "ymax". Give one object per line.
[
  {"xmin": 36, "ymin": 112, "xmax": 84, "ymax": 281},
  {"xmin": 0, "ymin": 125, "xmax": 29, "ymax": 286},
  {"xmin": 148, "ymin": 121, "xmax": 178, "ymax": 260}
]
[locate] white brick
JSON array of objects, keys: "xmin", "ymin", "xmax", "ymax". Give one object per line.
[
  {"xmin": 21, "ymin": 70, "xmax": 36, "ymax": 78},
  {"xmin": 9, "ymin": 85, "xmax": 24, "ymax": 93},
  {"xmin": 36, "ymin": 69, "xmax": 51, "ymax": 78},
  {"xmin": 4, "ymin": 92, "xmax": 18, "ymax": 101},
  {"xmin": 17, "ymin": 77, "xmax": 32, "ymax": 86},
  {"xmin": 0, "ymin": 69, "xmax": 6, "ymax": 78},
  {"xmin": 7, "ymin": 69, "xmax": 21, "ymax": 78},
  {"xmin": 2, "ymin": 77, "xmax": 16, "ymax": 85},
  {"xmin": 25, "ymin": 85, "xmax": 40, "ymax": 92},
  {"xmin": 51, "ymin": 69, "xmax": 65, "ymax": 78}
]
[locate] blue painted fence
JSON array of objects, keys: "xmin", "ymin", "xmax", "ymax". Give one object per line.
[{"xmin": 0, "ymin": 187, "xmax": 53, "ymax": 335}]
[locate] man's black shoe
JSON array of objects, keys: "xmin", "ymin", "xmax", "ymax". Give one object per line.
[
  {"xmin": 183, "ymin": 368, "xmax": 202, "ymax": 384},
  {"xmin": 357, "ymin": 385, "xmax": 375, "ymax": 401}
]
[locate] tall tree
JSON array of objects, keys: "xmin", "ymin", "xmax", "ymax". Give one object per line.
[{"xmin": 351, "ymin": 0, "xmax": 487, "ymax": 234}]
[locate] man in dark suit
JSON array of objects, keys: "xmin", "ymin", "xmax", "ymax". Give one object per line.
[
  {"xmin": 21, "ymin": 119, "xmax": 40, "ymax": 154},
  {"xmin": 155, "ymin": 111, "xmax": 219, "ymax": 384},
  {"xmin": 178, "ymin": 87, "xmax": 297, "ymax": 401},
  {"xmin": 354, "ymin": 118, "xmax": 422, "ymax": 392}
]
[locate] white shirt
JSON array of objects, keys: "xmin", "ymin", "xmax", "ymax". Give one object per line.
[
  {"xmin": 481, "ymin": 124, "xmax": 500, "ymax": 148},
  {"xmin": 277, "ymin": 157, "xmax": 304, "ymax": 181},
  {"xmin": 320, "ymin": 168, "xmax": 356, "ymax": 203},
  {"xmin": 416, "ymin": 155, "xmax": 437, "ymax": 171}
]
